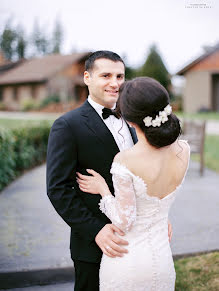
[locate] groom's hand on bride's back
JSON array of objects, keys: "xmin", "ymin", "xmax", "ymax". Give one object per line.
[{"xmin": 95, "ymin": 224, "xmax": 129, "ymax": 258}]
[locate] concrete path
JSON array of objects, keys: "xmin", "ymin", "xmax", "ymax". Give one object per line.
[
  {"xmin": 0, "ymin": 161, "xmax": 218, "ymax": 289},
  {"xmin": 1, "ymin": 282, "xmax": 73, "ymax": 291},
  {"xmin": 169, "ymin": 161, "xmax": 219, "ymax": 256},
  {"xmin": 0, "ymin": 165, "xmax": 73, "ymax": 289},
  {"xmin": 206, "ymin": 120, "xmax": 219, "ymax": 135}
]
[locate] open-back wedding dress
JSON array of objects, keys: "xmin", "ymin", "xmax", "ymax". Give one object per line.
[{"xmin": 99, "ymin": 140, "xmax": 190, "ymax": 291}]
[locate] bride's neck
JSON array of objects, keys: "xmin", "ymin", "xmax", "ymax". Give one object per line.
[
  {"xmin": 134, "ymin": 126, "xmax": 169, "ymax": 153},
  {"xmin": 136, "ymin": 134, "xmax": 154, "ymax": 151}
]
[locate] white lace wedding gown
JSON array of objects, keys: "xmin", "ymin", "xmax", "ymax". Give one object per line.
[{"xmin": 99, "ymin": 143, "xmax": 189, "ymax": 291}]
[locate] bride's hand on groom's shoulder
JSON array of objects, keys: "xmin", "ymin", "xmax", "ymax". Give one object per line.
[{"xmin": 76, "ymin": 169, "xmax": 110, "ymax": 197}]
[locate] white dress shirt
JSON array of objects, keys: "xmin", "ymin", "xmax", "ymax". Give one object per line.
[{"xmin": 88, "ymin": 96, "xmax": 134, "ymax": 151}]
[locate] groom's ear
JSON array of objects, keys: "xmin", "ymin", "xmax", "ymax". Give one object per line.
[{"xmin": 84, "ymin": 71, "xmax": 90, "ymax": 86}]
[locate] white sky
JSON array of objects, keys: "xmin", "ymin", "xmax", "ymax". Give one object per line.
[{"xmin": 0, "ymin": 0, "xmax": 218, "ymax": 85}]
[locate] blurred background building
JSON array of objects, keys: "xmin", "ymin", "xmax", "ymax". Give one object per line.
[
  {"xmin": 0, "ymin": 52, "xmax": 89, "ymax": 110},
  {"xmin": 177, "ymin": 44, "xmax": 219, "ymax": 113}
]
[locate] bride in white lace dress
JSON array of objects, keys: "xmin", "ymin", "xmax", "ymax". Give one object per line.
[{"xmin": 77, "ymin": 77, "xmax": 190, "ymax": 291}]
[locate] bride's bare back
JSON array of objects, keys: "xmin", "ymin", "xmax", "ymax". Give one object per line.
[{"xmin": 115, "ymin": 139, "xmax": 190, "ymax": 200}]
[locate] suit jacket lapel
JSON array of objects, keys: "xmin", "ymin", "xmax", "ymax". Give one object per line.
[
  {"xmin": 81, "ymin": 101, "xmax": 120, "ymax": 155},
  {"xmin": 125, "ymin": 121, "xmax": 138, "ymax": 144},
  {"xmin": 130, "ymin": 127, "xmax": 138, "ymax": 144}
]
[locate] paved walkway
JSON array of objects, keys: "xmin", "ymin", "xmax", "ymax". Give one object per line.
[
  {"xmin": 205, "ymin": 120, "xmax": 219, "ymax": 135},
  {"xmin": 1, "ymin": 283, "xmax": 73, "ymax": 291},
  {"xmin": 0, "ymin": 161, "xmax": 219, "ymax": 289}
]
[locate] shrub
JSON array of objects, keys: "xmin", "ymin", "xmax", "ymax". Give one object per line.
[
  {"xmin": 0, "ymin": 122, "xmax": 51, "ymax": 191},
  {"xmin": 20, "ymin": 98, "xmax": 40, "ymax": 111},
  {"xmin": 171, "ymin": 95, "xmax": 183, "ymax": 112},
  {"xmin": 0, "ymin": 102, "xmax": 6, "ymax": 110},
  {"xmin": 0, "ymin": 129, "xmax": 16, "ymax": 189},
  {"xmin": 39, "ymin": 95, "xmax": 61, "ymax": 108}
]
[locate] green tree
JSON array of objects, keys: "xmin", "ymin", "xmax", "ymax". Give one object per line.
[
  {"xmin": 16, "ymin": 26, "xmax": 27, "ymax": 59},
  {"xmin": 125, "ymin": 66, "xmax": 139, "ymax": 80},
  {"xmin": 121, "ymin": 54, "xmax": 137, "ymax": 80},
  {"xmin": 138, "ymin": 45, "xmax": 171, "ymax": 94},
  {"xmin": 0, "ymin": 21, "xmax": 17, "ymax": 60},
  {"xmin": 125, "ymin": 65, "xmax": 136, "ymax": 80},
  {"xmin": 31, "ymin": 20, "xmax": 49, "ymax": 56},
  {"xmin": 51, "ymin": 19, "xmax": 63, "ymax": 54}
]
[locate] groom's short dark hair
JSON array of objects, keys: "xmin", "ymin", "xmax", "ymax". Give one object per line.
[{"xmin": 85, "ymin": 50, "xmax": 125, "ymax": 72}]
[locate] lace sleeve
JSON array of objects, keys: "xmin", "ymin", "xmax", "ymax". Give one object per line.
[{"xmin": 99, "ymin": 170, "xmax": 136, "ymax": 232}]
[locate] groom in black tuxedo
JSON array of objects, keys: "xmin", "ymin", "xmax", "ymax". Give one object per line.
[{"xmin": 46, "ymin": 51, "xmax": 137, "ymax": 290}]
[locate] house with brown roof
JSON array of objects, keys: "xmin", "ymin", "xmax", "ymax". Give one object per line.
[
  {"xmin": 0, "ymin": 52, "xmax": 90, "ymax": 110},
  {"xmin": 177, "ymin": 44, "xmax": 219, "ymax": 113}
]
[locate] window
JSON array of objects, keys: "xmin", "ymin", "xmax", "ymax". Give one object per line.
[
  {"xmin": 0, "ymin": 88, "xmax": 3, "ymax": 101},
  {"xmin": 31, "ymin": 85, "xmax": 37, "ymax": 99},
  {"xmin": 13, "ymin": 87, "xmax": 18, "ymax": 100}
]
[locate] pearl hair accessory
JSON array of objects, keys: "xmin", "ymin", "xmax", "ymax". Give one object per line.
[{"xmin": 143, "ymin": 104, "xmax": 172, "ymax": 127}]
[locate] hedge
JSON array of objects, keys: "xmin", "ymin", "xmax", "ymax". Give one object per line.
[{"xmin": 0, "ymin": 122, "xmax": 51, "ymax": 191}]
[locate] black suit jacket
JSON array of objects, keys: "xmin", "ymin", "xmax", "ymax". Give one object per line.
[{"xmin": 46, "ymin": 100, "xmax": 137, "ymax": 263}]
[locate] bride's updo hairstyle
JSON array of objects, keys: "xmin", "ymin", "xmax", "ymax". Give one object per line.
[{"xmin": 119, "ymin": 77, "xmax": 181, "ymax": 148}]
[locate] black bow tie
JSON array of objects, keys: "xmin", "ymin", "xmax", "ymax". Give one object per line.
[{"xmin": 102, "ymin": 107, "xmax": 120, "ymax": 120}]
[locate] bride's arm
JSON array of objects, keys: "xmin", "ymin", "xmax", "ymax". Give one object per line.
[
  {"xmin": 99, "ymin": 170, "xmax": 136, "ymax": 232},
  {"xmin": 77, "ymin": 169, "xmax": 136, "ymax": 232}
]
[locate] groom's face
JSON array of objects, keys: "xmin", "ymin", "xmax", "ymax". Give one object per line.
[{"xmin": 84, "ymin": 58, "xmax": 125, "ymax": 108}]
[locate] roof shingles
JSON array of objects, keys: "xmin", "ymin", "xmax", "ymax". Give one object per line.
[{"xmin": 0, "ymin": 53, "xmax": 89, "ymax": 85}]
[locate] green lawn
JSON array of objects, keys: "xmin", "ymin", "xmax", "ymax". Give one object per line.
[
  {"xmin": 174, "ymin": 252, "xmax": 219, "ymax": 291},
  {"xmin": 191, "ymin": 135, "xmax": 219, "ymax": 173},
  {"xmin": 175, "ymin": 111, "xmax": 219, "ymax": 120},
  {"xmin": 0, "ymin": 118, "xmax": 54, "ymax": 129},
  {"xmin": 204, "ymin": 135, "xmax": 219, "ymax": 173}
]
